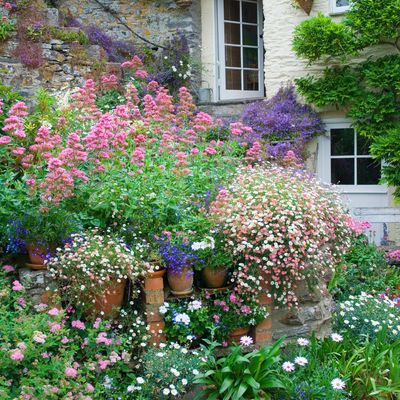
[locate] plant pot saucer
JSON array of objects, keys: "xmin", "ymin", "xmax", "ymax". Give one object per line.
[
  {"xmin": 26, "ymin": 262, "xmax": 46, "ymax": 271},
  {"xmin": 199, "ymin": 285, "xmax": 233, "ymax": 293},
  {"xmin": 170, "ymin": 288, "xmax": 193, "ymax": 296}
]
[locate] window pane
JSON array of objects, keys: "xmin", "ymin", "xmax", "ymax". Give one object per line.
[
  {"xmin": 242, "ymin": 24, "xmax": 258, "ymax": 46},
  {"xmin": 225, "ymin": 46, "xmax": 241, "ymax": 67},
  {"xmin": 357, "ymin": 158, "xmax": 381, "ymax": 185},
  {"xmin": 357, "ymin": 134, "xmax": 372, "ymax": 156},
  {"xmin": 226, "ymin": 69, "xmax": 241, "ymax": 90},
  {"xmin": 224, "ymin": 0, "xmax": 240, "ymax": 21},
  {"xmin": 331, "ymin": 128, "xmax": 354, "ymax": 156},
  {"xmin": 243, "ymin": 47, "xmax": 258, "ymax": 68},
  {"xmin": 244, "ymin": 70, "xmax": 259, "ymax": 91},
  {"xmin": 242, "ymin": 2, "xmax": 258, "ymax": 23},
  {"xmin": 336, "ymin": 0, "xmax": 349, "ymax": 6},
  {"xmin": 331, "ymin": 158, "xmax": 354, "ymax": 185},
  {"xmin": 225, "ymin": 23, "xmax": 240, "ymax": 44}
]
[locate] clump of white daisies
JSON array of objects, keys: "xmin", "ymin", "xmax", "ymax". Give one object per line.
[{"xmin": 335, "ymin": 292, "xmax": 400, "ymax": 342}]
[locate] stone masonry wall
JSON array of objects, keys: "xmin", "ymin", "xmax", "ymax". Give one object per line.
[
  {"xmin": 0, "ymin": 0, "xmax": 202, "ymax": 102},
  {"xmin": 57, "ymin": 0, "xmax": 202, "ymax": 59}
]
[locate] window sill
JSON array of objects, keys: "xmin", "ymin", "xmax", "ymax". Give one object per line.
[
  {"xmin": 336, "ymin": 185, "xmax": 388, "ymax": 195},
  {"xmin": 198, "ymin": 97, "xmax": 265, "ymax": 106}
]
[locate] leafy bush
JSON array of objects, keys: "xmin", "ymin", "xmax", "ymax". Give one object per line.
[
  {"xmin": 0, "ymin": 267, "xmax": 145, "ymax": 399},
  {"xmin": 334, "ymin": 292, "xmax": 400, "ymax": 343},
  {"xmin": 210, "ymin": 163, "xmax": 352, "ymax": 306},
  {"xmin": 194, "ymin": 337, "xmax": 285, "ymax": 400},
  {"xmin": 292, "ymin": 0, "xmax": 400, "ymax": 199},
  {"xmin": 329, "ymin": 235, "xmax": 392, "ymax": 301},
  {"xmin": 142, "ymin": 342, "xmax": 203, "ymax": 398},
  {"xmin": 281, "ymin": 332, "xmax": 400, "ymax": 400}
]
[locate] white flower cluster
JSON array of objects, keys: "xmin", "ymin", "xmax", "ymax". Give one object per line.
[
  {"xmin": 337, "ymin": 292, "xmax": 400, "ymax": 339},
  {"xmin": 191, "ymin": 237, "xmax": 215, "ymax": 251}
]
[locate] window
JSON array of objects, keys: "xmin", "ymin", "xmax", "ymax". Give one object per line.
[
  {"xmin": 217, "ymin": 0, "xmax": 264, "ymax": 100},
  {"xmin": 330, "ymin": 128, "xmax": 381, "ymax": 186},
  {"xmin": 330, "ymin": 0, "xmax": 350, "ymax": 14}
]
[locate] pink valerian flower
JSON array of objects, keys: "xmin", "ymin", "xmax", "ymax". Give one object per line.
[
  {"xmin": 4, "ymin": 2, "xmax": 13, "ymax": 10},
  {"xmin": 32, "ymin": 331, "xmax": 47, "ymax": 344},
  {"xmin": 48, "ymin": 322, "xmax": 62, "ymax": 333},
  {"xmin": 98, "ymin": 360, "xmax": 110, "ymax": 370},
  {"xmin": 101, "ymin": 74, "xmax": 119, "ymax": 90},
  {"xmin": 71, "ymin": 320, "xmax": 86, "ymax": 330},
  {"xmin": 61, "ymin": 336, "xmax": 70, "ymax": 344},
  {"xmin": 12, "ymin": 280, "xmax": 24, "ymax": 291},
  {"xmin": 93, "ymin": 318, "xmax": 101, "ymax": 329},
  {"xmin": 87, "ymin": 383, "xmax": 95, "ymax": 392},
  {"xmin": 96, "ymin": 332, "xmax": 112, "ymax": 345},
  {"xmin": 17, "ymin": 297, "xmax": 26, "ymax": 307},
  {"xmin": 48, "ymin": 307, "xmax": 60, "ymax": 316},
  {"xmin": 135, "ymin": 69, "xmax": 148, "ymax": 79},
  {"xmin": 212, "ymin": 314, "xmax": 220, "ymax": 323},
  {"xmin": 0, "ymin": 135, "xmax": 11, "ymax": 144},
  {"xmin": 230, "ymin": 121, "xmax": 252, "ymax": 136},
  {"xmin": 120, "ymin": 55, "xmax": 143, "ymax": 70},
  {"xmin": 203, "ymin": 147, "xmax": 217, "ymax": 156},
  {"xmin": 10, "ymin": 349, "xmax": 24, "ymax": 361},
  {"xmin": 41, "ymin": 352, "xmax": 50, "ymax": 359},
  {"xmin": 0, "ymin": 98, "xmax": 3, "ymax": 114},
  {"xmin": 2, "ymin": 265, "xmax": 14, "ymax": 272},
  {"xmin": 65, "ymin": 367, "xmax": 78, "ymax": 378},
  {"xmin": 386, "ymin": 249, "xmax": 400, "ymax": 263}
]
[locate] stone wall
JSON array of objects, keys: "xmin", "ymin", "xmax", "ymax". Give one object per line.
[{"xmin": 57, "ymin": 0, "xmax": 201, "ymax": 58}]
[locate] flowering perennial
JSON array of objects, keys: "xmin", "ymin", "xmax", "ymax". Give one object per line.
[{"xmin": 211, "ymin": 163, "xmax": 352, "ymax": 306}]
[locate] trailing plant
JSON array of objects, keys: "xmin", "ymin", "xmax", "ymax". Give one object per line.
[
  {"xmin": 26, "ymin": 25, "xmax": 89, "ymax": 45},
  {"xmin": 292, "ymin": 0, "xmax": 400, "ymax": 199},
  {"xmin": 47, "ymin": 229, "xmax": 146, "ymax": 313},
  {"xmin": 241, "ymin": 85, "xmax": 325, "ymax": 160},
  {"xmin": 210, "ymin": 163, "xmax": 353, "ymax": 307}
]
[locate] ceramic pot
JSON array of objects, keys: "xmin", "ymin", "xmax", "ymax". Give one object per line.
[
  {"xmin": 229, "ymin": 326, "xmax": 250, "ymax": 343},
  {"xmin": 201, "ymin": 266, "xmax": 228, "ymax": 288},
  {"xmin": 295, "ymin": 0, "xmax": 313, "ymax": 14},
  {"xmin": 148, "ymin": 269, "xmax": 166, "ymax": 279},
  {"xmin": 167, "ymin": 267, "xmax": 193, "ymax": 295},
  {"xmin": 89, "ymin": 279, "xmax": 127, "ymax": 318}
]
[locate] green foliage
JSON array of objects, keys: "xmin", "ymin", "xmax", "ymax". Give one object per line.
[
  {"xmin": 345, "ymin": 0, "xmax": 400, "ymax": 47},
  {"xmin": 329, "ymin": 235, "xmax": 394, "ymax": 301},
  {"xmin": 26, "ymin": 25, "xmax": 89, "ymax": 45},
  {"xmin": 282, "ymin": 332, "xmax": 400, "ymax": 400},
  {"xmin": 142, "ymin": 343, "xmax": 203, "ymax": 398},
  {"xmin": 0, "ymin": 84, "xmax": 22, "ymax": 129},
  {"xmin": 293, "ymin": 13, "xmax": 358, "ymax": 62},
  {"xmin": 95, "ymin": 89, "xmax": 126, "ymax": 112},
  {"xmin": 334, "ymin": 292, "xmax": 400, "ymax": 343},
  {"xmin": 194, "ymin": 337, "xmax": 285, "ymax": 400},
  {"xmin": 295, "ymin": 66, "xmax": 362, "ymax": 107},
  {"xmin": 0, "ymin": 18, "xmax": 15, "ymax": 41},
  {"xmin": 292, "ymin": 0, "xmax": 400, "ymax": 199}
]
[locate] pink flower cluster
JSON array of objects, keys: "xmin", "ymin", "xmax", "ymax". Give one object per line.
[
  {"xmin": 345, "ymin": 217, "xmax": 372, "ymax": 235},
  {"xmin": 0, "ymin": 55, "xmax": 247, "ymax": 208}
]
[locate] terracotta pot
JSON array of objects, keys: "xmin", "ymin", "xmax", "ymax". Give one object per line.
[
  {"xmin": 229, "ymin": 326, "xmax": 250, "ymax": 343},
  {"xmin": 167, "ymin": 267, "xmax": 193, "ymax": 295},
  {"xmin": 148, "ymin": 269, "xmax": 166, "ymax": 279},
  {"xmin": 201, "ymin": 266, "xmax": 228, "ymax": 288},
  {"xmin": 295, "ymin": 0, "xmax": 313, "ymax": 14},
  {"xmin": 26, "ymin": 243, "xmax": 54, "ymax": 266},
  {"xmin": 26, "ymin": 262, "xmax": 47, "ymax": 271},
  {"xmin": 88, "ymin": 279, "xmax": 126, "ymax": 318}
]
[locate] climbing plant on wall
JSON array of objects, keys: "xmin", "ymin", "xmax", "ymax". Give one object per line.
[{"xmin": 292, "ymin": 0, "xmax": 400, "ymax": 200}]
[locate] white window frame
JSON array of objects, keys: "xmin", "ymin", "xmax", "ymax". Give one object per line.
[
  {"xmin": 330, "ymin": 0, "xmax": 350, "ymax": 14},
  {"xmin": 216, "ymin": 0, "xmax": 264, "ymax": 101},
  {"xmin": 317, "ymin": 120, "xmax": 387, "ymax": 194}
]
